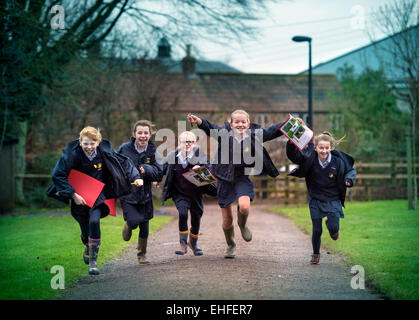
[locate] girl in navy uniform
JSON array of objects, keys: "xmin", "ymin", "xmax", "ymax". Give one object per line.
[
  {"xmin": 47, "ymin": 127, "xmax": 143, "ymax": 275},
  {"xmin": 187, "ymin": 110, "xmax": 285, "ymax": 258},
  {"xmin": 162, "ymin": 131, "xmax": 216, "ymax": 256},
  {"xmin": 286, "ymin": 130, "xmax": 356, "ymax": 264},
  {"xmin": 117, "ymin": 120, "xmax": 163, "ymax": 265}
]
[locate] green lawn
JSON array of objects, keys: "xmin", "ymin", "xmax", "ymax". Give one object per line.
[
  {"xmin": 0, "ymin": 213, "xmax": 172, "ymax": 300},
  {"xmin": 269, "ymin": 200, "xmax": 419, "ymax": 300}
]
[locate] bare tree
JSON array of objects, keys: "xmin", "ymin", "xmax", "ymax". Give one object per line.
[
  {"xmin": 1, "ymin": 0, "xmax": 276, "ymax": 204},
  {"xmin": 369, "ymin": 0, "xmax": 419, "ymax": 209}
]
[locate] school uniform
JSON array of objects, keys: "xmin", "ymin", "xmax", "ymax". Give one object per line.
[
  {"xmin": 117, "ymin": 138, "xmax": 163, "ymax": 238},
  {"xmin": 198, "ymin": 118, "xmax": 284, "ymax": 208},
  {"xmin": 162, "ymin": 147, "xmax": 216, "ymax": 255},
  {"xmin": 47, "ymin": 139, "xmax": 141, "ymax": 274},
  {"xmin": 286, "ymin": 140, "xmax": 357, "ymax": 257}
]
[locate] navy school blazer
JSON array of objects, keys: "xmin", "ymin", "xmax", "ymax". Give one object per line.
[
  {"xmin": 46, "ymin": 139, "xmax": 141, "ymax": 203},
  {"xmin": 117, "ymin": 138, "xmax": 163, "ymax": 205},
  {"xmin": 286, "ymin": 140, "xmax": 357, "ymax": 207},
  {"xmin": 197, "ymin": 118, "xmax": 285, "ymax": 183},
  {"xmin": 161, "ymin": 146, "xmax": 217, "ymax": 204}
]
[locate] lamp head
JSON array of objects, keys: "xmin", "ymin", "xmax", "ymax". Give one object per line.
[{"xmin": 292, "ymin": 36, "xmax": 312, "ymax": 42}]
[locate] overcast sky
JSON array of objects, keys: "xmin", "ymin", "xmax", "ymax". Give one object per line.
[{"xmin": 179, "ymin": 0, "xmax": 399, "ymax": 74}]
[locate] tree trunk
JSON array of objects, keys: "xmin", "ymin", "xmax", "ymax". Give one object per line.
[
  {"xmin": 411, "ymin": 103, "xmax": 417, "ymax": 210},
  {"xmin": 15, "ymin": 120, "xmax": 27, "ymax": 205}
]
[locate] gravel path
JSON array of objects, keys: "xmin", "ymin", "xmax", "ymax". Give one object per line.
[{"xmin": 58, "ymin": 203, "xmax": 383, "ymax": 300}]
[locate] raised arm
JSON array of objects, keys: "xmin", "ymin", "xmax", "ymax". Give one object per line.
[
  {"xmin": 188, "ymin": 113, "xmax": 226, "ymax": 136},
  {"xmin": 286, "ymin": 140, "xmax": 313, "ymax": 165},
  {"xmin": 262, "ymin": 122, "xmax": 285, "ymax": 142}
]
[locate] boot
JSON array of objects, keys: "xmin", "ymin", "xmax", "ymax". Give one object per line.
[
  {"xmin": 223, "ymin": 226, "xmax": 236, "ymax": 259},
  {"xmin": 188, "ymin": 231, "xmax": 203, "ymax": 256},
  {"xmin": 88, "ymin": 238, "xmax": 101, "ymax": 275},
  {"xmin": 122, "ymin": 222, "xmax": 132, "ymax": 241},
  {"xmin": 174, "ymin": 231, "xmax": 188, "ymax": 255},
  {"xmin": 310, "ymin": 253, "xmax": 320, "ymax": 265},
  {"xmin": 83, "ymin": 244, "xmax": 89, "ymax": 265},
  {"xmin": 137, "ymin": 237, "xmax": 150, "ymax": 265},
  {"xmin": 237, "ymin": 206, "xmax": 252, "ymax": 242}
]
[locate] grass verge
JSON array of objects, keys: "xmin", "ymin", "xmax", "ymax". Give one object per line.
[{"xmin": 0, "ymin": 213, "xmax": 172, "ymax": 299}]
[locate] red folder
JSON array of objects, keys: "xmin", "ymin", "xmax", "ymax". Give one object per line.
[
  {"xmin": 105, "ymin": 198, "xmax": 117, "ymax": 217},
  {"xmin": 67, "ymin": 169, "xmax": 105, "ymax": 208}
]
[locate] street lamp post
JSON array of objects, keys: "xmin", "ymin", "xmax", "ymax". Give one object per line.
[{"xmin": 292, "ymin": 35, "xmax": 313, "ymax": 130}]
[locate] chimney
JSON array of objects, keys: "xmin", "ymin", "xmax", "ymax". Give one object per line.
[
  {"xmin": 157, "ymin": 37, "xmax": 171, "ymax": 58},
  {"xmin": 182, "ymin": 44, "xmax": 196, "ymax": 77}
]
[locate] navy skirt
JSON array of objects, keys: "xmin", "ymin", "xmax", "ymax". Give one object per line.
[
  {"xmin": 217, "ymin": 175, "xmax": 254, "ymax": 208},
  {"xmin": 173, "ymin": 193, "xmax": 204, "ymax": 216},
  {"xmin": 308, "ymin": 197, "xmax": 344, "ymax": 220}
]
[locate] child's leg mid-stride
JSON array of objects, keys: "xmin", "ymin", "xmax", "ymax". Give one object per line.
[
  {"xmin": 188, "ymin": 199, "xmax": 204, "ymax": 256},
  {"xmin": 237, "ymin": 196, "xmax": 252, "ymax": 241},
  {"xmin": 325, "ymin": 215, "xmax": 339, "ymax": 240},
  {"xmin": 221, "ymin": 205, "xmax": 236, "ymax": 258},
  {"xmin": 175, "ymin": 206, "xmax": 189, "ymax": 255},
  {"xmin": 310, "ymin": 218, "xmax": 322, "ymax": 265}
]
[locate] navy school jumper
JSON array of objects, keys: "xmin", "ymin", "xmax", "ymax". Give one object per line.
[
  {"xmin": 117, "ymin": 138, "xmax": 163, "ymax": 227},
  {"xmin": 197, "ymin": 118, "xmax": 284, "ymax": 207},
  {"xmin": 286, "ymin": 140, "xmax": 356, "ymax": 208},
  {"xmin": 197, "ymin": 118, "xmax": 285, "ymax": 183},
  {"xmin": 161, "ymin": 147, "xmax": 217, "ymax": 234},
  {"xmin": 286, "ymin": 140, "xmax": 356, "ymax": 254}
]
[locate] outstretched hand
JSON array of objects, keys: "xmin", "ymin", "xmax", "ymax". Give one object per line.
[
  {"xmin": 297, "ymin": 117, "xmax": 306, "ymax": 127},
  {"xmin": 187, "ymin": 113, "xmax": 202, "ymax": 126}
]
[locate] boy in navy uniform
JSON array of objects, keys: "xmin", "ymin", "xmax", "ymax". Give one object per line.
[
  {"xmin": 286, "ymin": 130, "xmax": 356, "ymax": 264},
  {"xmin": 117, "ymin": 120, "xmax": 163, "ymax": 265},
  {"xmin": 162, "ymin": 131, "xmax": 216, "ymax": 256},
  {"xmin": 47, "ymin": 127, "xmax": 143, "ymax": 275}
]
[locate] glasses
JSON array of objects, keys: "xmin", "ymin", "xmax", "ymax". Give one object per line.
[{"xmin": 180, "ymin": 140, "xmax": 195, "ymax": 144}]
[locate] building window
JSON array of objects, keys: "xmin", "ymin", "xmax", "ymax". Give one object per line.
[
  {"xmin": 329, "ymin": 113, "xmax": 344, "ymax": 130},
  {"xmin": 256, "ymin": 113, "xmax": 271, "ymax": 127}
]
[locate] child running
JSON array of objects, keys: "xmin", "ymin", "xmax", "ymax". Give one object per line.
[
  {"xmin": 47, "ymin": 127, "xmax": 143, "ymax": 275},
  {"xmin": 161, "ymin": 131, "xmax": 216, "ymax": 256},
  {"xmin": 117, "ymin": 120, "xmax": 163, "ymax": 265},
  {"xmin": 286, "ymin": 129, "xmax": 356, "ymax": 265},
  {"xmin": 187, "ymin": 110, "xmax": 285, "ymax": 258}
]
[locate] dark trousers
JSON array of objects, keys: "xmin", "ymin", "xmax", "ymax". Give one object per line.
[
  {"xmin": 71, "ymin": 205, "xmax": 102, "ymax": 245},
  {"xmin": 311, "ymin": 216, "xmax": 340, "ymax": 254},
  {"xmin": 174, "ymin": 194, "xmax": 203, "ymax": 235},
  {"xmin": 121, "ymin": 201, "xmax": 151, "ymax": 239}
]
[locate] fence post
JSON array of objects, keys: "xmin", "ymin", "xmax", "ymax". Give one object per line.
[
  {"xmin": 391, "ymin": 158, "xmax": 396, "ymax": 199},
  {"xmin": 284, "ymin": 162, "xmax": 290, "ymax": 205},
  {"xmin": 407, "ymin": 131, "xmax": 414, "ymax": 209},
  {"xmin": 261, "ymin": 177, "xmax": 267, "ymax": 200}
]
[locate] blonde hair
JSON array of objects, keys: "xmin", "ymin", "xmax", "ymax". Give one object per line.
[
  {"xmin": 179, "ymin": 131, "xmax": 197, "ymax": 143},
  {"xmin": 314, "ymin": 131, "xmax": 344, "ymax": 149},
  {"xmin": 230, "ymin": 109, "xmax": 250, "ymax": 123},
  {"xmin": 133, "ymin": 120, "xmax": 155, "ymax": 135},
  {"xmin": 79, "ymin": 126, "xmax": 102, "ymax": 142}
]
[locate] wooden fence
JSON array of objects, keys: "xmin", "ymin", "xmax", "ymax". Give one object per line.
[
  {"xmin": 250, "ymin": 160, "xmax": 419, "ymax": 204},
  {"xmin": 9, "ymin": 159, "xmax": 419, "ymax": 209}
]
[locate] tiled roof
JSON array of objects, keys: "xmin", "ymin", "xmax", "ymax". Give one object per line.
[
  {"xmin": 158, "ymin": 57, "xmax": 241, "ymax": 73},
  {"xmin": 158, "ymin": 73, "xmax": 341, "ymax": 113}
]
